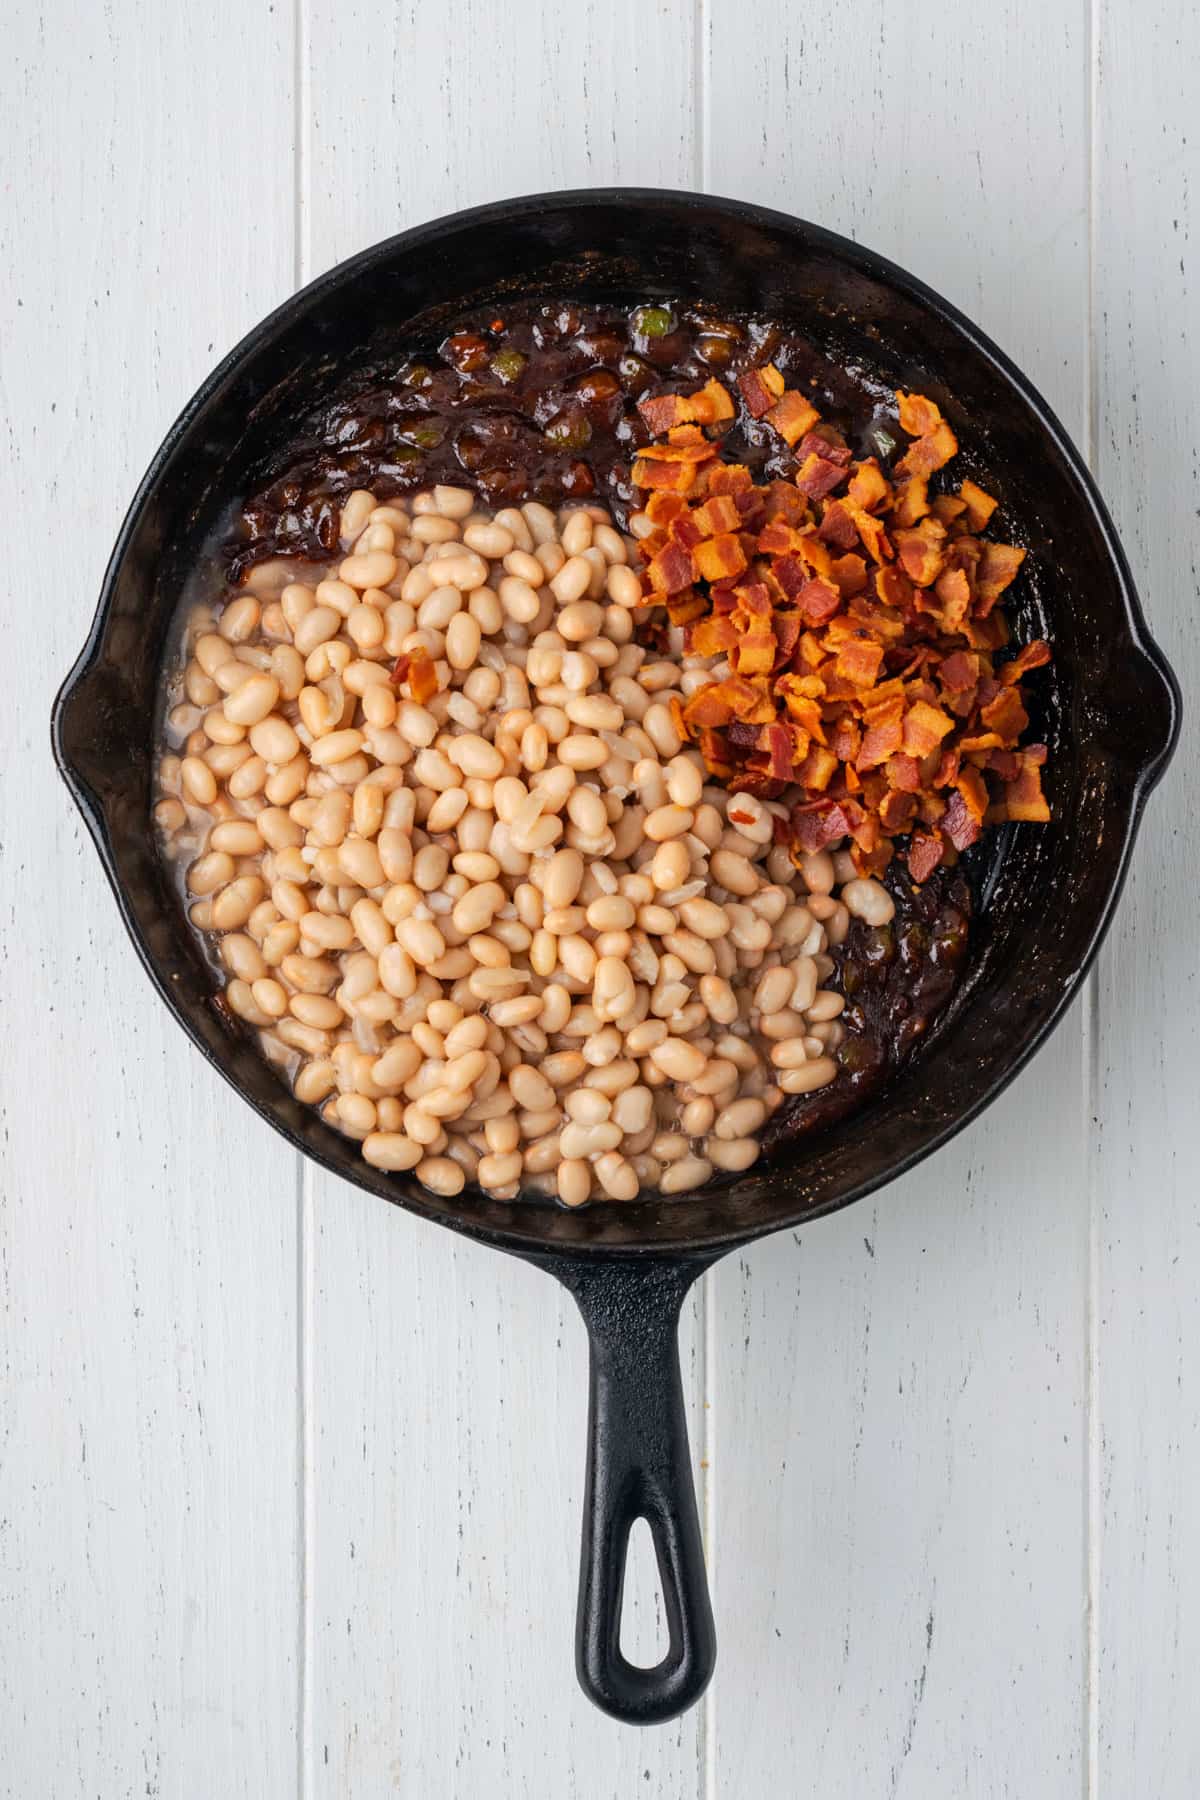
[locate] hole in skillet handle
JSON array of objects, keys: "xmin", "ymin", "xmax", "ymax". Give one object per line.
[{"xmin": 548, "ymin": 1250, "xmax": 718, "ymax": 1724}]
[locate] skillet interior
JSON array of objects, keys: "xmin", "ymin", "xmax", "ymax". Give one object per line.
[{"xmin": 53, "ymin": 189, "xmax": 1178, "ymax": 1258}]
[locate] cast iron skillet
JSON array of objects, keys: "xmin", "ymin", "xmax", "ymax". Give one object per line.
[{"xmin": 52, "ymin": 189, "xmax": 1179, "ymax": 1725}]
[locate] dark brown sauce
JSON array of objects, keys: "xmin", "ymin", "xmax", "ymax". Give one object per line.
[
  {"xmin": 226, "ymin": 296, "xmax": 973, "ymax": 1151},
  {"xmin": 227, "ymin": 299, "xmax": 898, "ymax": 578},
  {"xmin": 761, "ymin": 863, "xmax": 972, "ymax": 1150}
]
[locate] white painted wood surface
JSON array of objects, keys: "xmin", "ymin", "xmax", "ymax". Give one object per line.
[{"xmin": 0, "ymin": 0, "xmax": 1194, "ymax": 1793}]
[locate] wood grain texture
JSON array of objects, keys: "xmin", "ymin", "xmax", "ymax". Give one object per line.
[
  {"xmin": 704, "ymin": 3, "xmax": 1093, "ymax": 1793},
  {"xmin": 299, "ymin": 2, "xmax": 706, "ymax": 1792},
  {"xmin": 1091, "ymin": 2, "xmax": 1200, "ymax": 1792},
  {"xmin": 0, "ymin": 6, "xmax": 302, "ymax": 1797}
]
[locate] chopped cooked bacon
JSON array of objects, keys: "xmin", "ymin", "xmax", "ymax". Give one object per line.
[
  {"xmin": 849, "ymin": 506, "xmax": 893, "ymax": 565},
  {"xmin": 760, "ymin": 721, "xmax": 795, "ymax": 780},
  {"xmin": 399, "ymin": 646, "xmax": 437, "ymax": 704},
  {"xmin": 830, "ymin": 553, "xmax": 869, "ymax": 598},
  {"xmin": 902, "ymin": 700, "xmax": 955, "ymax": 757},
  {"xmin": 896, "ymin": 391, "xmax": 946, "ymax": 438},
  {"xmin": 636, "ymin": 377, "xmax": 735, "ymax": 432},
  {"xmin": 818, "ymin": 500, "xmax": 860, "ymax": 549},
  {"xmin": 738, "ymin": 363, "xmax": 786, "ymax": 418},
  {"xmin": 907, "ymin": 831, "xmax": 945, "ymax": 882},
  {"xmin": 980, "ymin": 686, "xmax": 1028, "ymax": 741},
  {"xmin": 637, "ymin": 393, "xmax": 685, "ymax": 435},
  {"xmin": 892, "ymin": 476, "xmax": 930, "ymax": 527},
  {"xmin": 766, "ymin": 389, "xmax": 821, "ymax": 446},
  {"xmin": 1005, "ymin": 751, "xmax": 1051, "ymax": 821},
  {"xmin": 955, "ymin": 765, "xmax": 990, "ymax": 823},
  {"xmin": 958, "ymin": 478, "xmax": 998, "ymax": 532},
  {"xmin": 796, "ymin": 452, "xmax": 849, "ymax": 500},
  {"xmin": 939, "ymin": 649, "xmax": 980, "ymax": 692},
  {"xmin": 708, "ymin": 463, "xmax": 754, "ymax": 494},
  {"xmin": 1000, "ymin": 638, "xmax": 1051, "ymax": 684},
  {"xmin": 795, "ymin": 576, "xmax": 843, "ymax": 625},
  {"xmin": 797, "ymin": 431, "xmax": 853, "ymax": 467},
  {"xmin": 646, "ymin": 540, "xmax": 695, "ymax": 595},
  {"xmin": 974, "ymin": 541, "xmax": 1026, "ymax": 613},
  {"xmin": 836, "ymin": 636, "xmax": 885, "ymax": 687},
  {"xmin": 631, "ymin": 380, "xmax": 1052, "ymax": 869},
  {"xmin": 692, "ymin": 493, "xmax": 741, "ymax": 535},
  {"xmin": 941, "ymin": 789, "xmax": 982, "ymax": 851},
  {"xmin": 692, "ymin": 532, "xmax": 747, "ymax": 582},
  {"xmin": 894, "ymin": 519, "xmax": 947, "ymax": 587},
  {"xmin": 847, "ymin": 459, "xmax": 892, "ymax": 514}
]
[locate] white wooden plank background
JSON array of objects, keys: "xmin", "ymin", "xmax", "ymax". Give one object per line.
[{"xmin": 0, "ymin": 0, "xmax": 1195, "ymax": 1793}]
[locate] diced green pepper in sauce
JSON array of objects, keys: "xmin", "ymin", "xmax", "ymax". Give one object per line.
[
  {"xmin": 491, "ymin": 348, "xmax": 527, "ymax": 384},
  {"xmin": 631, "ymin": 305, "xmax": 673, "ymax": 339}
]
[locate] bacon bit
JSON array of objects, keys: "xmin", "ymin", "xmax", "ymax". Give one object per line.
[
  {"xmin": 859, "ymin": 713, "xmax": 905, "ymax": 769},
  {"xmin": 732, "ymin": 629, "xmax": 776, "ymax": 678},
  {"xmin": 906, "ymin": 831, "xmax": 944, "ymax": 881},
  {"xmin": 689, "ymin": 379, "xmax": 736, "ymax": 424},
  {"xmin": 897, "ymin": 420, "xmax": 958, "ymax": 478},
  {"xmin": 644, "ymin": 540, "xmax": 694, "ymax": 595},
  {"xmin": 794, "ymin": 576, "xmax": 842, "ymax": 625},
  {"xmin": 689, "ymin": 615, "xmax": 740, "ymax": 657},
  {"xmin": 692, "ymin": 494, "xmax": 741, "ymax": 535},
  {"xmin": 760, "ymin": 481, "xmax": 807, "ymax": 526},
  {"xmin": 830, "ymin": 554, "xmax": 869, "ymax": 599},
  {"xmin": 896, "ymin": 392, "xmax": 945, "ymax": 438},
  {"xmin": 933, "ymin": 565, "xmax": 972, "ymax": 626},
  {"xmin": 765, "ymin": 389, "xmax": 821, "ymax": 446},
  {"xmin": 959, "ymin": 478, "xmax": 998, "ymax": 532},
  {"xmin": 772, "ymin": 610, "xmax": 803, "ymax": 664},
  {"xmin": 938, "ymin": 649, "xmax": 980, "ymax": 692},
  {"xmin": 797, "ymin": 430, "xmax": 853, "ymax": 467},
  {"xmin": 795, "ymin": 451, "xmax": 847, "ymax": 500},
  {"xmin": 636, "ymin": 423, "xmax": 710, "ymax": 456},
  {"xmin": 682, "ymin": 686, "xmax": 735, "ymax": 730},
  {"xmin": 930, "ymin": 494, "xmax": 968, "ymax": 528},
  {"xmin": 817, "ymin": 500, "xmax": 859, "ymax": 550},
  {"xmin": 1005, "ymin": 752, "xmax": 1051, "ymax": 822},
  {"xmin": 760, "ymin": 721, "xmax": 795, "ymax": 781},
  {"xmin": 873, "ymin": 565, "xmax": 912, "ymax": 612},
  {"xmin": 637, "ymin": 393, "xmax": 687, "ymax": 436},
  {"xmin": 666, "ymin": 590, "xmax": 708, "ymax": 626},
  {"xmin": 397, "ymin": 646, "xmax": 436, "ymax": 703},
  {"xmin": 848, "ymin": 506, "xmax": 893, "ymax": 565},
  {"xmin": 894, "ymin": 518, "xmax": 947, "ymax": 587},
  {"xmin": 693, "ymin": 532, "xmax": 747, "ymax": 582},
  {"xmin": 637, "ymin": 378, "xmax": 735, "ymax": 435},
  {"xmin": 878, "ymin": 789, "xmax": 917, "ymax": 832},
  {"xmin": 942, "ymin": 788, "xmax": 982, "ymax": 851},
  {"xmin": 847, "ymin": 459, "xmax": 892, "ymax": 514},
  {"xmin": 885, "ymin": 753, "xmax": 922, "ymax": 791},
  {"xmin": 902, "ymin": 700, "xmax": 955, "ymax": 758},
  {"xmin": 980, "ymin": 686, "xmax": 1028, "ymax": 740},
  {"xmin": 1000, "ymin": 638, "xmax": 1051, "ymax": 684},
  {"xmin": 632, "ymin": 380, "xmax": 1052, "ymax": 870},
  {"xmin": 708, "ymin": 463, "xmax": 754, "ymax": 495},
  {"xmin": 974, "ymin": 541, "xmax": 1026, "ymax": 613},
  {"xmin": 632, "ymin": 456, "xmax": 698, "ymax": 493},
  {"xmin": 892, "ymin": 477, "xmax": 930, "ymax": 527},
  {"xmin": 836, "ymin": 636, "xmax": 885, "ymax": 687},
  {"xmin": 795, "ymin": 746, "xmax": 839, "ymax": 790},
  {"xmin": 955, "ymin": 764, "xmax": 990, "ymax": 824},
  {"xmin": 738, "ymin": 363, "xmax": 786, "ymax": 418}
]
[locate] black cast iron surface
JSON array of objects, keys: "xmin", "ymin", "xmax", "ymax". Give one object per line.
[{"xmin": 52, "ymin": 189, "xmax": 1179, "ymax": 1723}]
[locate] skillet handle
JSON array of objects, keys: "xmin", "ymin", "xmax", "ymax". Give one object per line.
[{"xmin": 554, "ymin": 1255, "xmax": 715, "ymax": 1724}]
